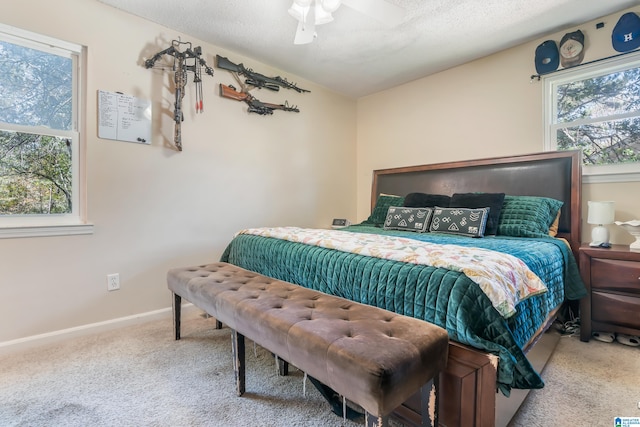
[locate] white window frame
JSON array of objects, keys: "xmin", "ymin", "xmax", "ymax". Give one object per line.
[
  {"xmin": 0, "ymin": 24, "xmax": 92, "ymax": 238},
  {"xmin": 543, "ymin": 50, "xmax": 640, "ymax": 184}
]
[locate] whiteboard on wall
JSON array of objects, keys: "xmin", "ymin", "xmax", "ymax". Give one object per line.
[{"xmin": 98, "ymin": 90, "xmax": 152, "ymax": 144}]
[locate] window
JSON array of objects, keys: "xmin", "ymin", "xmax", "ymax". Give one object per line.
[
  {"xmin": 0, "ymin": 24, "xmax": 91, "ymax": 238},
  {"xmin": 544, "ymin": 51, "xmax": 640, "ymax": 183}
]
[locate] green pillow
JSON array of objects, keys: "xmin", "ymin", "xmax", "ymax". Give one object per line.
[
  {"xmin": 363, "ymin": 194, "xmax": 404, "ymax": 226},
  {"xmin": 497, "ymin": 195, "xmax": 563, "ymax": 238}
]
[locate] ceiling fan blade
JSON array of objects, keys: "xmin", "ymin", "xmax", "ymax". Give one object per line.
[
  {"xmin": 293, "ymin": 1, "xmax": 316, "ymax": 44},
  {"xmin": 341, "ymin": 0, "xmax": 404, "ymax": 25}
]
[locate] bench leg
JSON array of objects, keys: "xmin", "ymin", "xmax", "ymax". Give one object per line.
[
  {"xmin": 364, "ymin": 374, "xmax": 438, "ymax": 427},
  {"xmin": 365, "ymin": 413, "xmax": 389, "ymax": 427},
  {"xmin": 420, "ymin": 376, "xmax": 438, "ymax": 427},
  {"xmin": 172, "ymin": 293, "xmax": 181, "ymax": 340},
  {"xmin": 278, "ymin": 357, "xmax": 289, "ymax": 376},
  {"xmin": 232, "ymin": 329, "xmax": 246, "ymax": 396},
  {"xmin": 203, "ymin": 313, "xmax": 223, "ymax": 329}
]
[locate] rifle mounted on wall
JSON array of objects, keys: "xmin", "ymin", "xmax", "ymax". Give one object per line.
[
  {"xmin": 216, "ymin": 55, "xmax": 309, "ymax": 94},
  {"xmin": 144, "ymin": 40, "xmax": 214, "ymax": 151},
  {"xmin": 219, "ymin": 84, "xmax": 299, "ymax": 115}
]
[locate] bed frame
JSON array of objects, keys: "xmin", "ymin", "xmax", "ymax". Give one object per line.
[{"xmin": 370, "ymin": 150, "xmax": 582, "ymax": 427}]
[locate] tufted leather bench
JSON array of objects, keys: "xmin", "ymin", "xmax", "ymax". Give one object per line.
[{"xmin": 167, "ymin": 262, "xmax": 449, "ymax": 427}]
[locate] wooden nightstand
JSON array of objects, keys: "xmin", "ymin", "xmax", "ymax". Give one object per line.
[{"xmin": 579, "ymin": 244, "xmax": 640, "ymax": 342}]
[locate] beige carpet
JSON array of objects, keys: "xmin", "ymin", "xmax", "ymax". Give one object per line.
[
  {"xmin": 0, "ymin": 310, "xmax": 360, "ymax": 427},
  {"xmin": 509, "ymin": 331, "xmax": 640, "ymax": 426},
  {"xmin": 1, "ymin": 309, "xmax": 639, "ymax": 426}
]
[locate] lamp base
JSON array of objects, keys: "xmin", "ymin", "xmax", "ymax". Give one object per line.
[{"xmin": 589, "ymin": 225, "xmax": 610, "ymax": 247}]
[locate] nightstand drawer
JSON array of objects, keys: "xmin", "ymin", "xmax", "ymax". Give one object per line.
[
  {"xmin": 591, "ymin": 258, "xmax": 640, "ymax": 294},
  {"xmin": 592, "ymin": 291, "xmax": 640, "ymax": 329}
]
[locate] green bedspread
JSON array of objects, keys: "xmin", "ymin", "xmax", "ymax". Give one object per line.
[{"xmin": 220, "ymin": 224, "xmax": 586, "ymax": 395}]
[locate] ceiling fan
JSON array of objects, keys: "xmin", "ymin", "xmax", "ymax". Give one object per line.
[{"xmin": 288, "ymin": 0, "xmax": 405, "ymax": 45}]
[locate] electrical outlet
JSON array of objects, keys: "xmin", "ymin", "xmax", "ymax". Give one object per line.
[{"xmin": 107, "ymin": 273, "xmax": 120, "ymax": 291}]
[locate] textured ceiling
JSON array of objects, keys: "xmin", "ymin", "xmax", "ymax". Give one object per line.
[{"xmin": 97, "ymin": 0, "xmax": 640, "ymax": 98}]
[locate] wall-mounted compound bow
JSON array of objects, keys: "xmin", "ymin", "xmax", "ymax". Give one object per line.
[{"xmin": 144, "ymin": 40, "xmax": 213, "ymax": 151}]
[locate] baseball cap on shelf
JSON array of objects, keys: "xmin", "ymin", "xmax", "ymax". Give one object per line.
[
  {"xmin": 612, "ymin": 12, "xmax": 640, "ymax": 52},
  {"xmin": 534, "ymin": 40, "xmax": 559, "ymax": 75},
  {"xmin": 559, "ymin": 30, "xmax": 585, "ymax": 68}
]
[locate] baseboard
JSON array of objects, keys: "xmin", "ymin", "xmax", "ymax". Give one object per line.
[{"xmin": 0, "ymin": 303, "xmax": 198, "ymax": 355}]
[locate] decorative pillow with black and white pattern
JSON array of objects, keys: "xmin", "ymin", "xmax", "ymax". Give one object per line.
[
  {"xmin": 383, "ymin": 207, "xmax": 432, "ymax": 232},
  {"xmin": 429, "ymin": 207, "xmax": 489, "ymax": 237}
]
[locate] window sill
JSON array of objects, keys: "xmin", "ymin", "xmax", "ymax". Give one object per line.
[
  {"xmin": 0, "ymin": 223, "xmax": 94, "ymax": 239},
  {"xmin": 582, "ymin": 164, "xmax": 640, "ymax": 184}
]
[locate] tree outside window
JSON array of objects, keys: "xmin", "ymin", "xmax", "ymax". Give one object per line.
[
  {"xmin": 0, "ymin": 36, "xmax": 74, "ymax": 215},
  {"xmin": 545, "ymin": 53, "xmax": 640, "ymax": 182},
  {"xmin": 0, "ymin": 131, "xmax": 72, "ymax": 214},
  {"xmin": 0, "ymin": 24, "xmax": 90, "ymax": 238}
]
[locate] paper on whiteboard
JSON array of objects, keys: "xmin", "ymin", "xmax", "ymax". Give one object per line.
[{"xmin": 98, "ymin": 90, "xmax": 151, "ymax": 144}]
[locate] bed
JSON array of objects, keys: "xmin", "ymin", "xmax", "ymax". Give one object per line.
[{"xmin": 219, "ymin": 150, "xmax": 585, "ymax": 426}]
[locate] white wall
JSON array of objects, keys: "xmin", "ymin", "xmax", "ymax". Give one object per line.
[
  {"xmin": 356, "ymin": 6, "xmax": 640, "ymax": 246},
  {"xmin": 4, "ymin": 2, "xmax": 640, "ymax": 345},
  {"xmin": 0, "ymin": 0, "xmax": 357, "ymax": 343}
]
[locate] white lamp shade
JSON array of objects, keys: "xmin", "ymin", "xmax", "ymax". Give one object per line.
[
  {"xmin": 587, "ymin": 201, "xmax": 615, "ymax": 247},
  {"xmin": 587, "ymin": 201, "xmax": 615, "ymax": 225}
]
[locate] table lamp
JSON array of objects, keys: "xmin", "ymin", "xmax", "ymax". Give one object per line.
[{"xmin": 587, "ymin": 201, "xmax": 615, "ymax": 247}]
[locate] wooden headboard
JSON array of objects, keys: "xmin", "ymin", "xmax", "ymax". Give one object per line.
[{"xmin": 371, "ymin": 150, "xmax": 582, "ymax": 258}]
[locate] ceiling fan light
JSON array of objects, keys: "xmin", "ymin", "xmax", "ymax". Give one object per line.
[
  {"xmin": 315, "ymin": 3, "xmax": 334, "ymax": 25},
  {"xmin": 320, "ymin": 0, "xmax": 341, "ymax": 13},
  {"xmin": 293, "ymin": 0, "xmax": 313, "ymax": 7},
  {"xmin": 288, "ymin": 3, "xmax": 309, "ymax": 22}
]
